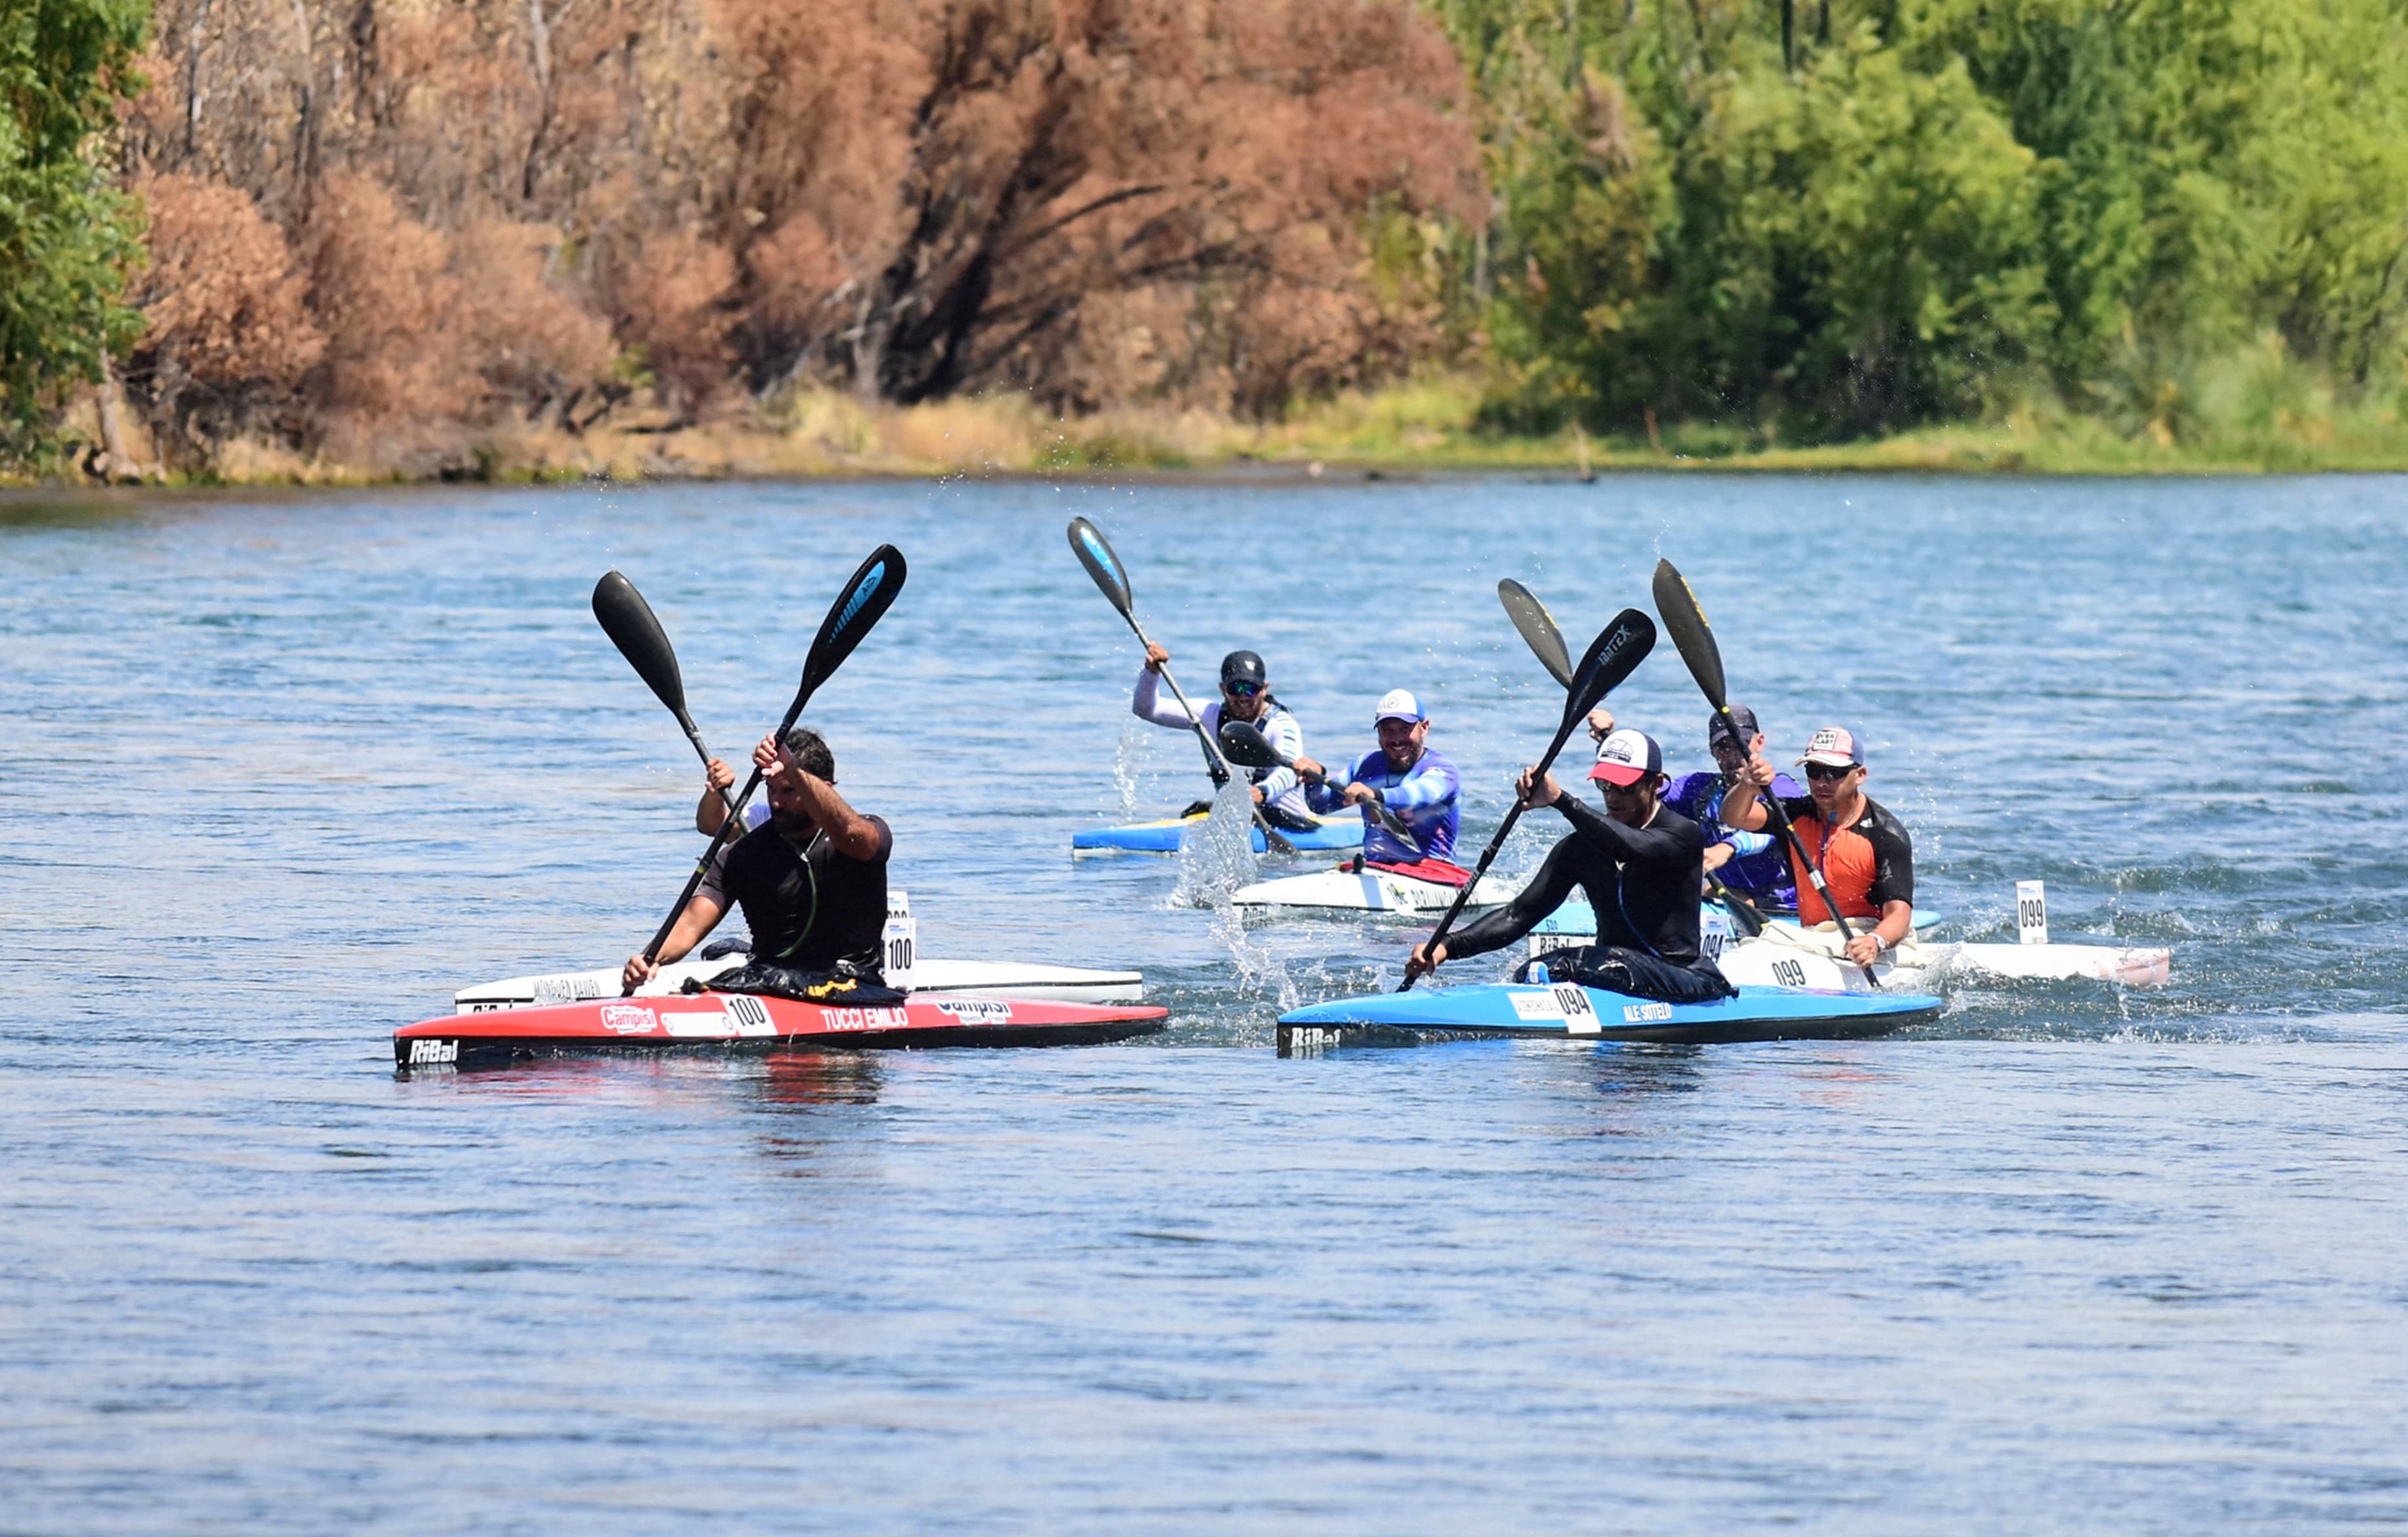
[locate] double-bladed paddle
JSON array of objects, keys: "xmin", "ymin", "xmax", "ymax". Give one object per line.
[
  {"xmin": 1065, "ymin": 517, "xmax": 1298, "ymax": 856},
  {"xmin": 624, "ymin": 544, "xmax": 908, "ymax": 993},
  {"xmin": 592, "ymin": 571, "xmax": 744, "ymax": 829},
  {"xmin": 1499, "ymin": 579, "xmax": 1767, "ymax": 941},
  {"xmin": 1217, "ymin": 718, "xmax": 1418, "ymax": 844},
  {"xmin": 1402, "ymin": 607, "xmax": 1658, "ymax": 991},
  {"xmin": 1651, "ymin": 558, "xmax": 1877, "ymax": 987}
]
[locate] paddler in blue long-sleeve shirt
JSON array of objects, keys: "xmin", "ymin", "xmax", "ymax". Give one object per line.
[
  {"xmin": 1297, "ymin": 689, "xmax": 1461, "ymax": 865},
  {"xmin": 1132, "ymin": 642, "xmax": 1316, "ymax": 829},
  {"xmin": 1605, "ymin": 703, "xmax": 1801, "ymax": 910}
]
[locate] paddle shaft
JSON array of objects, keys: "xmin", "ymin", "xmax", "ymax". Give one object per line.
[
  {"xmin": 1704, "ymin": 871, "xmax": 1767, "ymax": 938},
  {"xmin": 1300, "ymin": 765, "xmax": 1417, "ymax": 844},
  {"xmin": 1403, "ymin": 708, "xmax": 1588, "ymax": 991},
  {"xmin": 634, "ymin": 738, "xmax": 782, "ymax": 977},
  {"xmin": 1123, "ymin": 620, "xmax": 1301, "ymax": 856},
  {"xmin": 1713, "ymin": 701, "xmax": 1881, "ymax": 987},
  {"xmin": 666, "ymin": 708, "xmax": 748, "ymax": 829}
]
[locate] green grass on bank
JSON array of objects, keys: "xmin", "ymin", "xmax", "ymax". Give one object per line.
[{"xmin": 29, "ymin": 350, "xmax": 2408, "ymax": 488}]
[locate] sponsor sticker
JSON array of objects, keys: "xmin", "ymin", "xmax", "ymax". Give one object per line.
[
  {"xmin": 822, "ymin": 1006, "xmax": 911, "ymax": 1032},
  {"xmin": 934, "ymin": 999, "xmax": 1013, "ymax": 1025},
  {"xmin": 1620, "ymin": 1001, "xmax": 1673, "ymax": 1023},
  {"xmin": 661, "ymin": 1010, "xmax": 736, "ymax": 1038},
  {"xmin": 406, "ymin": 1038, "xmax": 459, "ymax": 1065},
  {"xmin": 1508, "ymin": 989, "xmax": 1564, "ymax": 1021},
  {"xmin": 598, "ymin": 1004, "xmax": 657, "ymax": 1035}
]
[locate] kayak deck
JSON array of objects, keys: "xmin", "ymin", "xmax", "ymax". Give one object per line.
[
  {"xmin": 1071, "ymin": 812, "xmax": 1362, "ymax": 857},
  {"xmin": 1274, "ymin": 981, "xmax": 1943, "ymax": 1056},
  {"xmin": 1231, "ymin": 864, "xmax": 1518, "ymax": 915},
  {"xmin": 455, "ymin": 955, "xmax": 1145, "ymax": 1012},
  {"xmin": 398, "ymin": 991, "xmax": 1168, "ymax": 1071}
]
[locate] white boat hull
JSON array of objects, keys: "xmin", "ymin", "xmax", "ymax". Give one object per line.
[
  {"xmin": 1231, "ymin": 866, "xmax": 1518, "ymax": 914},
  {"xmin": 1530, "ymin": 920, "xmax": 2171, "ymax": 993},
  {"xmin": 455, "ymin": 955, "xmax": 1145, "ymax": 1013}
]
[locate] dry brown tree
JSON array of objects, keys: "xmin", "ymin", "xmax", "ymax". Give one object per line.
[{"xmin": 118, "ymin": 0, "xmax": 1483, "ymax": 459}]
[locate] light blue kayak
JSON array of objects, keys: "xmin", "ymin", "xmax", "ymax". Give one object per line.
[
  {"xmin": 1275, "ymin": 980, "xmax": 1943, "ymax": 1053},
  {"xmin": 1071, "ymin": 812, "xmax": 1364, "ymax": 856}
]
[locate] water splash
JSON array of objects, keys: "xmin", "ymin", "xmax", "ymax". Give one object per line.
[
  {"xmin": 1170, "ymin": 779, "xmax": 1259, "ymax": 909},
  {"xmin": 1110, "ymin": 715, "xmax": 1153, "ymax": 821}
]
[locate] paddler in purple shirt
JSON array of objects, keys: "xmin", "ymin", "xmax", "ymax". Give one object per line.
[
  {"xmin": 1297, "ymin": 689, "xmax": 1462, "ymax": 865},
  {"xmin": 1594, "ymin": 703, "xmax": 1801, "ymax": 909}
]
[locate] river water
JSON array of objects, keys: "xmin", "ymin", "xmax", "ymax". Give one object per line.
[{"xmin": 4, "ymin": 473, "xmax": 2405, "ymax": 1530}]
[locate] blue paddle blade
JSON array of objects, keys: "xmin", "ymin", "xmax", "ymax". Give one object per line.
[
  {"xmin": 1067, "ymin": 517, "xmax": 1134, "ymax": 616},
  {"xmin": 803, "ymin": 544, "xmax": 908, "ymax": 696}
]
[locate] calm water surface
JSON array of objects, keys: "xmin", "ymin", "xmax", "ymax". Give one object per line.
[{"xmin": 4, "ymin": 474, "xmax": 2406, "ymax": 1530}]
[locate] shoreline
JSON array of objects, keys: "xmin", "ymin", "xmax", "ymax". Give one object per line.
[{"xmin": 20, "ymin": 380, "xmax": 2408, "ymax": 491}]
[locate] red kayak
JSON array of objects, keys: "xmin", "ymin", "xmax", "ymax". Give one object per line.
[{"xmin": 395, "ymin": 990, "xmax": 1169, "ymax": 1070}]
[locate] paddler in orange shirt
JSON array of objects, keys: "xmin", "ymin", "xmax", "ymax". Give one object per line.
[{"xmin": 1719, "ymin": 725, "xmax": 1915, "ymax": 969}]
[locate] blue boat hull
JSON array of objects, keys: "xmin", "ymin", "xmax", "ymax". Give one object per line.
[
  {"xmin": 1275, "ymin": 981, "xmax": 1942, "ymax": 1053},
  {"xmin": 1071, "ymin": 812, "xmax": 1364, "ymax": 856}
]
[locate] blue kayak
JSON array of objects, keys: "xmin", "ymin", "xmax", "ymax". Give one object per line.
[
  {"xmin": 1275, "ymin": 980, "xmax": 1943, "ymax": 1053},
  {"xmin": 1071, "ymin": 812, "xmax": 1364, "ymax": 856}
]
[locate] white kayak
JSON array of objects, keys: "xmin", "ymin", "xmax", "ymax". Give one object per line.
[
  {"xmin": 1529, "ymin": 882, "xmax": 2171, "ymax": 993},
  {"xmin": 455, "ymin": 955, "xmax": 1145, "ymax": 1012},
  {"xmin": 453, "ymin": 890, "xmax": 1143, "ymax": 1012},
  {"xmin": 1232, "ymin": 860, "xmax": 1518, "ymax": 915},
  {"xmin": 1705, "ymin": 927, "xmax": 2171, "ymax": 993}
]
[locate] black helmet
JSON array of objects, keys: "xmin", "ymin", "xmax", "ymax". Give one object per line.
[{"xmin": 1219, "ymin": 650, "xmax": 1267, "ymax": 689}]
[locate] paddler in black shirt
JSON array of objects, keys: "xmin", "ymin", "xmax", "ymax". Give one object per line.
[
  {"xmin": 1403, "ymin": 723, "xmax": 1735, "ymax": 1003},
  {"xmin": 621, "ymin": 726, "xmax": 893, "ymax": 996}
]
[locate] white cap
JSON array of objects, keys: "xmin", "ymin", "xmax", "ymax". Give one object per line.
[
  {"xmin": 1374, "ymin": 689, "xmax": 1425, "ymax": 724},
  {"xmin": 1588, "ymin": 728, "xmax": 1663, "ymax": 786}
]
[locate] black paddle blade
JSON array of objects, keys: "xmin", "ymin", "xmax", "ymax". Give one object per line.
[
  {"xmin": 1066, "ymin": 517, "xmax": 1134, "ymax": 618},
  {"xmin": 801, "ymin": 544, "xmax": 908, "ymax": 698},
  {"xmin": 1217, "ymin": 717, "xmax": 1282, "ymax": 771},
  {"xmin": 1499, "ymin": 579, "xmax": 1574, "ymax": 690},
  {"xmin": 1651, "ymin": 558, "xmax": 1728, "ymax": 712},
  {"xmin": 592, "ymin": 570, "xmax": 688, "ymax": 717},
  {"xmin": 1565, "ymin": 607, "xmax": 1657, "ymax": 725}
]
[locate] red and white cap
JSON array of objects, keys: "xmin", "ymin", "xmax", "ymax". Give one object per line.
[
  {"xmin": 1588, "ymin": 727, "xmax": 1663, "ymax": 786},
  {"xmin": 1797, "ymin": 726, "xmax": 1866, "ymax": 768}
]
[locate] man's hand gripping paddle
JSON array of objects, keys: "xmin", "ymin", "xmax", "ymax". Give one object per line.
[
  {"xmin": 1651, "ymin": 558, "xmax": 1877, "ymax": 987},
  {"xmin": 1217, "ymin": 718, "xmax": 1417, "ymax": 844},
  {"xmin": 592, "ymin": 571, "xmax": 745, "ymax": 831},
  {"xmin": 624, "ymin": 544, "xmax": 908, "ymax": 993},
  {"xmin": 1500, "ymin": 580, "xmax": 1765, "ymax": 940},
  {"xmin": 1065, "ymin": 517, "xmax": 1298, "ymax": 856},
  {"xmin": 1401, "ymin": 606, "xmax": 1658, "ymax": 991}
]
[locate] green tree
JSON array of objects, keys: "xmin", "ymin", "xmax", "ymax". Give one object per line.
[
  {"xmin": 0, "ymin": 0, "xmax": 147, "ymax": 463},
  {"xmin": 1434, "ymin": 0, "xmax": 2408, "ymax": 445}
]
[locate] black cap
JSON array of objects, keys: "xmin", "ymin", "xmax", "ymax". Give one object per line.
[
  {"xmin": 1220, "ymin": 650, "xmax": 1267, "ymax": 688},
  {"xmin": 1708, "ymin": 704, "xmax": 1761, "ymax": 751}
]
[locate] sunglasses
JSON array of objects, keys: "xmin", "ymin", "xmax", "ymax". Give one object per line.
[
  {"xmin": 1803, "ymin": 762, "xmax": 1857, "ymax": 782},
  {"xmin": 1223, "ymin": 680, "xmax": 1263, "ymax": 698}
]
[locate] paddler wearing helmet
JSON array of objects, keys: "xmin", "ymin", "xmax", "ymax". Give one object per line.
[
  {"xmin": 1295, "ymin": 688, "xmax": 1461, "ymax": 863},
  {"xmin": 622, "ymin": 725, "xmax": 893, "ymax": 997},
  {"xmin": 1402, "ymin": 723, "xmax": 1736, "ymax": 1004},
  {"xmin": 1132, "ymin": 642, "xmax": 1317, "ymax": 830},
  {"xmin": 1720, "ymin": 724, "xmax": 1915, "ymax": 968}
]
